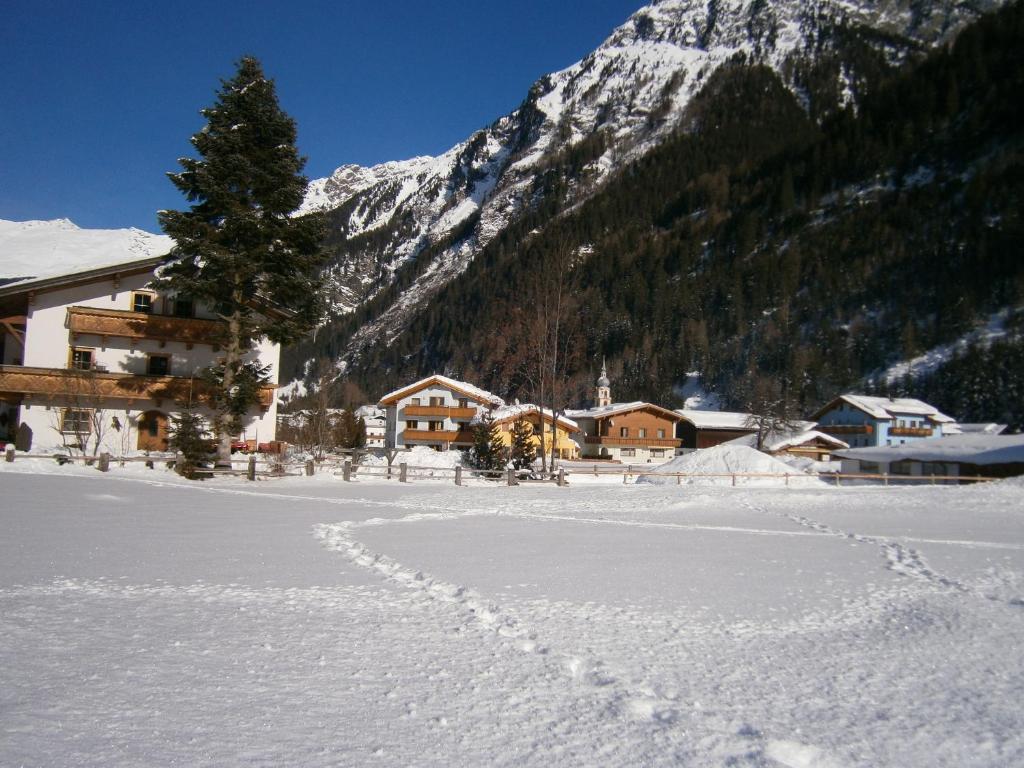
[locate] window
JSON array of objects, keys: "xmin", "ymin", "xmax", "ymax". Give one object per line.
[
  {"xmin": 621, "ymin": 448, "xmax": 636, "ymax": 457},
  {"xmin": 428, "ymin": 421, "xmax": 444, "ymax": 432},
  {"xmin": 132, "ymin": 292, "xmax": 154, "ymax": 314},
  {"xmin": 69, "ymin": 348, "xmax": 93, "ymax": 370},
  {"xmin": 458, "ymin": 398, "xmax": 468, "ymax": 408},
  {"xmin": 651, "ymin": 449, "xmax": 665, "ymax": 457},
  {"xmin": 146, "ymin": 354, "xmax": 170, "ymax": 376},
  {"xmin": 619, "ymin": 427, "xmax": 629, "ymax": 437},
  {"xmin": 405, "ymin": 420, "xmax": 419, "ymax": 430},
  {"xmin": 173, "ymin": 296, "xmax": 194, "ymax": 318},
  {"xmin": 638, "ymin": 428, "xmax": 647, "ymax": 438},
  {"xmin": 61, "ymin": 408, "xmax": 92, "ymax": 434},
  {"xmin": 410, "ymin": 398, "xmax": 421, "ymax": 406},
  {"xmin": 657, "ymin": 429, "xmax": 665, "ymax": 439},
  {"xmin": 429, "ymin": 396, "xmax": 443, "ymax": 407}
]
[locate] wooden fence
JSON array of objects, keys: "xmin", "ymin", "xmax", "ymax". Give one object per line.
[{"xmin": 3, "ymin": 446, "xmax": 999, "ymax": 486}]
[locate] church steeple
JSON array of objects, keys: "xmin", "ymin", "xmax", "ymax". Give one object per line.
[{"xmin": 595, "ymin": 358, "xmax": 611, "ymax": 407}]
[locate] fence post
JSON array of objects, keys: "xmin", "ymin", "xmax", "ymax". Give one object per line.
[
  {"xmin": 507, "ymin": 467, "xmax": 516, "ymax": 486},
  {"xmin": 593, "ymin": 464, "xmax": 598, "ymax": 477},
  {"xmin": 5, "ymin": 445, "xmax": 14, "ymax": 463},
  {"xmin": 883, "ymin": 473, "xmax": 889, "ymax": 486},
  {"xmin": 247, "ymin": 454, "xmax": 256, "ymax": 481},
  {"xmin": 305, "ymin": 459, "xmax": 315, "ymax": 477},
  {"xmin": 455, "ymin": 465, "xmax": 462, "ymax": 486},
  {"xmin": 731, "ymin": 473, "xmax": 736, "ymax": 487},
  {"xmin": 343, "ymin": 460, "xmax": 352, "ymax": 482},
  {"xmin": 784, "ymin": 473, "xmax": 789, "ymax": 487},
  {"xmin": 835, "ymin": 474, "xmax": 841, "ymax": 487},
  {"xmin": 399, "ymin": 462, "xmax": 408, "ymax": 483},
  {"xmin": 677, "ymin": 473, "xmax": 682, "ymax": 485},
  {"xmin": 98, "ymin": 452, "xmax": 110, "ymax": 472},
  {"xmin": 558, "ymin": 468, "xmax": 566, "ymax": 487}
]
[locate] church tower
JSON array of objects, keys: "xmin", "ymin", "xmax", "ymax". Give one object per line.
[{"xmin": 595, "ymin": 358, "xmax": 611, "ymax": 407}]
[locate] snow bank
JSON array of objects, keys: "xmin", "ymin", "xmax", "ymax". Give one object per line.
[
  {"xmin": 359, "ymin": 446, "xmax": 466, "ymax": 478},
  {"xmin": 637, "ymin": 444, "xmax": 822, "ymax": 486}
]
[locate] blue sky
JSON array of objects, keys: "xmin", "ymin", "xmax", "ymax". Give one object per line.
[{"xmin": 1, "ymin": 1, "xmax": 644, "ymax": 231}]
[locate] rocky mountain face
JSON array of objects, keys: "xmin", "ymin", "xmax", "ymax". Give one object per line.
[{"xmin": 288, "ymin": 0, "xmax": 1003, "ymax": 395}]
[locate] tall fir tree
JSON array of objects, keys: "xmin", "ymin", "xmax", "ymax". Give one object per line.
[
  {"xmin": 510, "ymin": 418, "xmax": 537, "ymax": 470},
  {"xmin": 158, "ymin": 56, "xmax": 327, "ymax": 464},
  {"xmin": 470, "ymin": 412, "xmax": 505, "ymax": 472}
]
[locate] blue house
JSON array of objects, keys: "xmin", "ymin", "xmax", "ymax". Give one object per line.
[{"xmin": 811, "ymin": 395, "xmax": 955, "ymax": 449}]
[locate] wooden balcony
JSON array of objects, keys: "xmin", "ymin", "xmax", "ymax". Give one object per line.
[
  {"xmin": 0, "ymin": 365, "xmax": 275, "ymax": 410},
  {"xmin": 585, "ymin": 435, "xmax": 681, "ymax": 448},
  {"xmin": 403, "ymin": 405, "xmax": 477, "ymax": 419},
  {"xmin": 66, "ymin": 306, "xmax": 227, "ymax": 347},
  {"xmin": 889, "ymin": 426, "xmax": 933, "ymax": 437},
  {"xmin": 821, "ymin": 424, "xmax": 872, "ymax": 435},
  {"xmin": 401, "ymin": 429, "xmax": 475, "ymax": 443}
]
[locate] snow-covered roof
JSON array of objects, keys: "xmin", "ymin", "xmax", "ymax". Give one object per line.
[
  {"xmin": 0, "ymin": 218, "xmax": 173, "ymax": 291},
  {"xmin": 378, "ymin": 374, "xmax": 504, "ymax": 407},
  {"xmin": 815, "ymin": 394, "xmax": 955, "ymax": 423},
  {"xmin": 675, "ymin": 409, "xmax": 756, "ymax": 430},
  {"xmin": 565, "ymin": 401, "xmax": 681, "ymax": 421},
  {"xmin": 488, "ymin": 404, "xmax": 579, "ymax": 432},
  {"xmin": 835, "ymin": 434, "xmax": 1024, "ymax": 467},
  {"xmin": 949, "ymin": 423, "xmax": 1008, "ymax": 436},
  {"xmin": 726, "ymin": 428, "xmax": 849, "ymax": 453}
]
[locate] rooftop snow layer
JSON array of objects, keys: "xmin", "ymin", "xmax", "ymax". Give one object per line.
[
  {"xmin": 0, "ymin": 218, "xmax": 173, "ymax": 287},
  {"xmin": 378, "ymin": 374, "xmax": 505, "ymax": 408},
  {"xmin": 835, "ymin": 433, "xmax": 1024, "ymax": 466},
  {"xmin": 830, "ymin": 394, "xmax": 955, "ymax": 423},
  {"xmin": 675, "ymin": 410, "xmax": 756, "ymax": 430}
]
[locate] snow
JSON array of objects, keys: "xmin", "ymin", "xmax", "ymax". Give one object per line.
[
  {"xmin": 2, "ymin": 459, "xmax": 1023, "ymax": 765},
  {"xmin": 827, "ymin": 394, "xmax": 955, "ymax": 423},
  {"xmin": 378, "ymin": 374, "xmax": 504, "ymax": 408},
  {"xmin": 727, "ymin": 427, "xmax": 849, "ymax": 453},
  {"xmin": 0, "ymin": 218, "xmax": 173, "ymax": 285},
  {"xmin": 675, "ymin": 409, "xmax": 756, "ymax": 430},
  {"xmin": 675, "ymin": 371, "xmax": 722, "ymax": 411},
  {"xmin": 835, "ymin": 433, "xmax": 1024, "ymax": 467},
  {"xmin": 637, "ymin": 443, "xmax": 824, "ymax": 486}
]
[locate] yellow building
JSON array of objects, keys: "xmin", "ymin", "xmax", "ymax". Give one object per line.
[{"xmin": 491, "ymin": 404, "xmax": 580, "ymax": 460}]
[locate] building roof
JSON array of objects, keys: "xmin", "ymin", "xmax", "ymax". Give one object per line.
[
  {"xmin": 378, "ymin": 374, "xmax": 504, "ymax": 407},
  {"xmin": 0, "ymin": 218, "xmax": 173, "ymax": 295},
  {"xmin": 565, "ymin": 401, "xmax": 681, "ymax": 422},
  {"xmin": 813, "ymin": 394, "xmax": 955, "ymax": 423},
  {"xmin": 947, "ymin": 423, "xmax": 1008, "ymax": 436},
  {"xmin": 834, "ymin": 433, "xmax": 1024, "ymax": 467},
  {"xmin": 675, "ymin": 409, "xmax": 757, "ymax": 431},
  {"xmin": 726, "ymin": 427, "xmax": 849, "ymax": 453},
  {"xmin": 488, "ymin": 403, "xmax": 579, "ymax": 432}
]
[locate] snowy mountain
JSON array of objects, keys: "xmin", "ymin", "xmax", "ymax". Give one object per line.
[{"xmin": 296, "ymin": 0, "xmax": 1000, "ymax": 387}]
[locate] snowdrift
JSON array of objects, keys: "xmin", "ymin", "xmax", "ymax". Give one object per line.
[{"xmin": 637, "ymin": 444, "xmax": 823, "ymax": 487}]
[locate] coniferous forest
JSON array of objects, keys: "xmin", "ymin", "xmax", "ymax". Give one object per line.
[{"xmin": 286, "ymin": 1, "xmax": 1024, "ymax": 429}]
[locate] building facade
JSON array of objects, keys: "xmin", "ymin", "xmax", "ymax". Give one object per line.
[
  {"xmin": 566, "ymin": 365, "xmax": 681, "ymax": 463},
  {"xmin": 489, "ymin": 404, "xmax": 580, "ymax": 460},
  {"xmin": 0, "ymin": 257, "xmax": 279, "ymax": 454},
  {"xmin": 812, "ymin": 395, "xmax": 955, "ymax": 449},
  {"xmin": 378, "ymin": 375, "xmax": 504, "ymax": 451}
]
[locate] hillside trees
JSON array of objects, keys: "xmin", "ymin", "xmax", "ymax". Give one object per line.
[{"xmin": 159, "ymin": 56, "xmax": 327, "ymax": 464}]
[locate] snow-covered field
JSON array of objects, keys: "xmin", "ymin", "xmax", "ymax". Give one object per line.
[{"xmin": 2, "ymin": 462, "xmax": 1023, "ymax": 767}]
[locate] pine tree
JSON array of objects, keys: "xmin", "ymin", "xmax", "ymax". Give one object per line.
[
  {"xmin": 510, "ymin": 418, "xmax": 537, "ymax": 470},
  {"xmin": 158, "ymin": 56, "xmax": 327, "ymax": 465},
  {"xmin": 168, "ymin": 405, "xmax": 212, "ymax": 479},
  {"xmin": 470, "ymin": 412, "xmax": 504, "ymax": 472}
]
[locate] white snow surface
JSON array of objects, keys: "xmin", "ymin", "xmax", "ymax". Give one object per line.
[
  {"xmin": 836, "ymin": 433, "xmax": 1024, "ymax": 466},
  {"xmin": 2, "ymin": 458, "xmax": 1023, "ymax": 766},
  {"xmin": 0, "ymin": 218, "xmax": 173, "ymax": 285}
]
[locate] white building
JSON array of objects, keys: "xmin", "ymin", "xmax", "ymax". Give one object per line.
[
  {"xmin": 378, "ymin": 375, "xmax": 504, "ymax": 451},
  {"xmin": 0, "ymin": 219, "xmax": 280, "ymax": 454},
  {"xmin": 353, "ymin": 405, "xmax": 386, "ymax": 447}
]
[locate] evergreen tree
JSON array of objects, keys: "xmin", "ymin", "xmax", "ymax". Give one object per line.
[
  {"xmin": 469, "ymin": 412, "xmax": 505, "ymax": 472},
  {"xmin": 168, "ymin": 405, "xmax": 212, "ymax": 479},
  {"xmin": 158, "ymin": 56, "xmax": 327, "ymax": 465},
  {"xmin": 510, "ymin": 417, "xmax": 537, "ymax": 470}
]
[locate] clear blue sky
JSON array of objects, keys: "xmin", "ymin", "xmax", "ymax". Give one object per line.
[{"xmin": 1, "ymin": 1, "xmax": 645, "ymax": 232}]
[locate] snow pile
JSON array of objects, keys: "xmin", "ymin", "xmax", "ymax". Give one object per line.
[
  {"xmin": 359, "ymin": 446, "xmax": 465, "ymax": 477},
  {"xmin": 637, "ymin": 444, "xmax": 822, "ymax": 486},
  {"xmin": 0, "ymin": 218, "xmax": 173, "ymax": 285}
]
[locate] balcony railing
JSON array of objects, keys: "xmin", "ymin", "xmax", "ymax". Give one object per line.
[
  {"xmin": 401, "ymin": 429, "xmax": 475, "ymax": 443},
  {"xmin": 584, "ymin": 436, "xmax": 681, "ymax": 448},
  {"xmin": 403, "ymin": 405, "xmax": 477, "ymax": 419},
  {"xmin": 820, "ymin": 424, "xmax": 872, "ymax": 434},
  {"xmin": 66, "ymin": 306, "xmax": 227, "ymax": 347},
  {"xmin": 0, "ymin": 365, "xmax": 274, "ymax": 409},
  {"xmin": 889, "ymin": 426, "xmax": 933, "ymax": 437}
]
